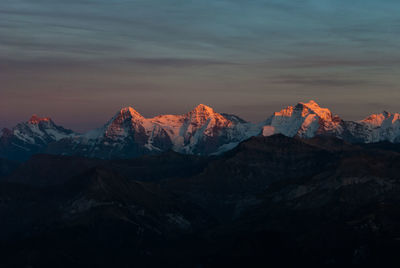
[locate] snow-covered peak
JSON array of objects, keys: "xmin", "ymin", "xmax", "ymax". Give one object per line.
[
  {"xmin": 273, "ymin": 100, "xmax": 335, "ymax": 122},
  {"xmin": 117, "ymin": 107, "xmax": 144, "ymax": 120},
  {"xmin": 187, "ymin": 104, "xmax": 216, "ymax": 117},
  {"xmin": 297, "ymin": 100, "xmax": 333, "ymax": 122},
  {"xmin": 101, "ymin": 107, "xmax": 146, "ymax": 140},
  {"xmin": 194, "ymin": 103, "xmax": 213, "ymax": 111},
  {"xmin": 5, "ymin": 115, "xmax": 75, "ymax": 145},
  {"xmin": 273, "ymin": 105, "xmax": 294, "ymax": 117},
  {"xmin": 354, "ymin": 111, "xmax": 400, "ymax": 143},
  {"xmin": 184, "ymin": 104, "xmax": 232, "ymax": 128},
  {"xmin": 264, "ymin": 100, "xmax": 342, "ymax": 138},
  {"xmin": 28, "ymin": 114, "xmax": 52, "ymax": 124},
  {"xmin": 302, "ymin": 100, "xmax": 318, "ymax": 106},
  {"xmin": 186, "ymin": 104, "xmax": 227, "ymax": 121},
  {"xmin": 361, "ymin": 111, "xmax": 400, "ymax": 127}
]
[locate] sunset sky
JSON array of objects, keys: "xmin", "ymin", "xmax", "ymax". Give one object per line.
[{"xmin": 1, "ymin": 0, "xmax": 400, "ymax": 132}]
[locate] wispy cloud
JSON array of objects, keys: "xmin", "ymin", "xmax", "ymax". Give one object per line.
[
  {"xmin": 122, "ymin": 58, "xmax": 237, "ymax": 67},
  {"xmin": 271, "ymin": 74, "xmax": 390, "ymax": 88},
  {"xmin": 268, "ymin": 57, "xmax": 400, "ymax": 69}
]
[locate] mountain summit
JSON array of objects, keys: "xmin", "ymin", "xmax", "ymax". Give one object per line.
[
  {"xmin": 118, "ymin": 107, "xmax": 144, "ymax": 119},
  {"xmin": 357, "ymin": 111, "xmax": 400, "ymax": 143},
  {"xmin": 0, "ymin": 115, "xmax": 74, "ymax": 160},
  {"xmin": 298, "ymin": 100, "xmax": 334, "ymax": 121},
  {"xmin": 262, "ymin": 100, "xmax": 343, "ymax": 138},
  {"xmin": 102, "ymin": 107, "xmax": 146, "ymax": 140},
  {"xmin": 28, "ymin": 115, "xmax": 52, "ymax": 124},
  {"xmin": 189, "ymin": 104, "xmax": 215, "ymax": 114}
]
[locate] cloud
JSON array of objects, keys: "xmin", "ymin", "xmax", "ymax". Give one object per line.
[
  {"xmin": 271, "ymin": 57, "xmax": 400, "ymax": 69},
  {"xmin": 122, "ymin": 58, "xmax": 237, "ymax": 67},
  {"xmin": 271, "ymin": 74, "xmax": 386, "ymax": 87},
  {"xmin": 0, "ymin": 57, "xmax": 236, "ymax": 74}
]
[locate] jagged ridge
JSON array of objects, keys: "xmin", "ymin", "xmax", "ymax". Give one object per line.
[{"xmin": 1, "ymin": 101, "xmax": 399, "ymax": 160}]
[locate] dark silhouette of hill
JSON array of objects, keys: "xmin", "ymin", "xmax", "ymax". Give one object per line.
[{"xmin": 1, "ymin": 135, "xmax": 400, "ymax": 267}]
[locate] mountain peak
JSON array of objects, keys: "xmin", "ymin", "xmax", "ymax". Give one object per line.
[
  {"xmin": 296, "ymin": 100, "xmax": 333, "ymax": 121},
  {"xmin": 187, "ymin": 104, "xmax": 219, "ymax": 119},
  {"xmin": 274, "ymin": 100, "xmax": 331, "ymax": 119},
  {"xmin": 267, "ymin": 100, "xmax": 340, "ymax": 138},
  {"xmin": 192, "ymin": 104, "xmax": 215, "ymax": 113},
  {"xmin": 28, "ymin": 114, "xmax": 51, "ymax": 124},
  {"xmin": 184, "ymin": 104, "xmax": 232, "ymax": 133},
  {"xmin": 299, "ymin": 100, "xmax": 320, "ymax": 107},
  {"xmin": 118, "ymin": 107, "xmax": 143, "ymax": 119},
  {"xmin": 361, "ymin": 111, "xmax": 400, "ymax": 126}
]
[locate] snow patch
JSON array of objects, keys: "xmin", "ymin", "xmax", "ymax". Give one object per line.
[{"xmin": 262, "ymin": 126, "xmax": 276, "ymax": 137}]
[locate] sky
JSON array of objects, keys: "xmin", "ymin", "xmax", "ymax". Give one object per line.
[{"xmin": 1, "ymin": 0, "xmax": 400, "ymax": 132}]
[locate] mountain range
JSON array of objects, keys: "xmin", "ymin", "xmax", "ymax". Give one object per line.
[{"xmin": 1, "ymin": 100, "xmax": 399, "ymax": 160}]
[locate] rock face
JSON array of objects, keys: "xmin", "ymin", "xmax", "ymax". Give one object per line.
[{"xmin": 2, "ymin": 101, "xmax": 400, "ymax": 160}]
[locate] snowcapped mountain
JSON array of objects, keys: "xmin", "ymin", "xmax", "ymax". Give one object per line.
[
  {"xmin": 0, "ymin": 115, "xmax": 75, "ymax": 160},
  {"xmin": 151, "ymin": 104, "xmax": 258, "ymax": 154},
  {"xmin": 259, "ymin": 101, "xmax": 400, "ymax": 144},
  {"xmin": 2, "ymin": 101, "xmax": 400, "ymax": 160},
  {"xmin": 46, "ymin": 104, "xmax": 258, "ymax": 159},
  {"xmin": 261, "ymin": 100, "xmax": 345, "ymax": 138},
  {"xmin": 346, "ymin": 111, "xmax": 400, "ymax": 143}
]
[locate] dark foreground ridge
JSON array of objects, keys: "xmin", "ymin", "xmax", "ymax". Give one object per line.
[{"xmin": 1, "ymin": 135, "xmax": 400, "ymax": 267}]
